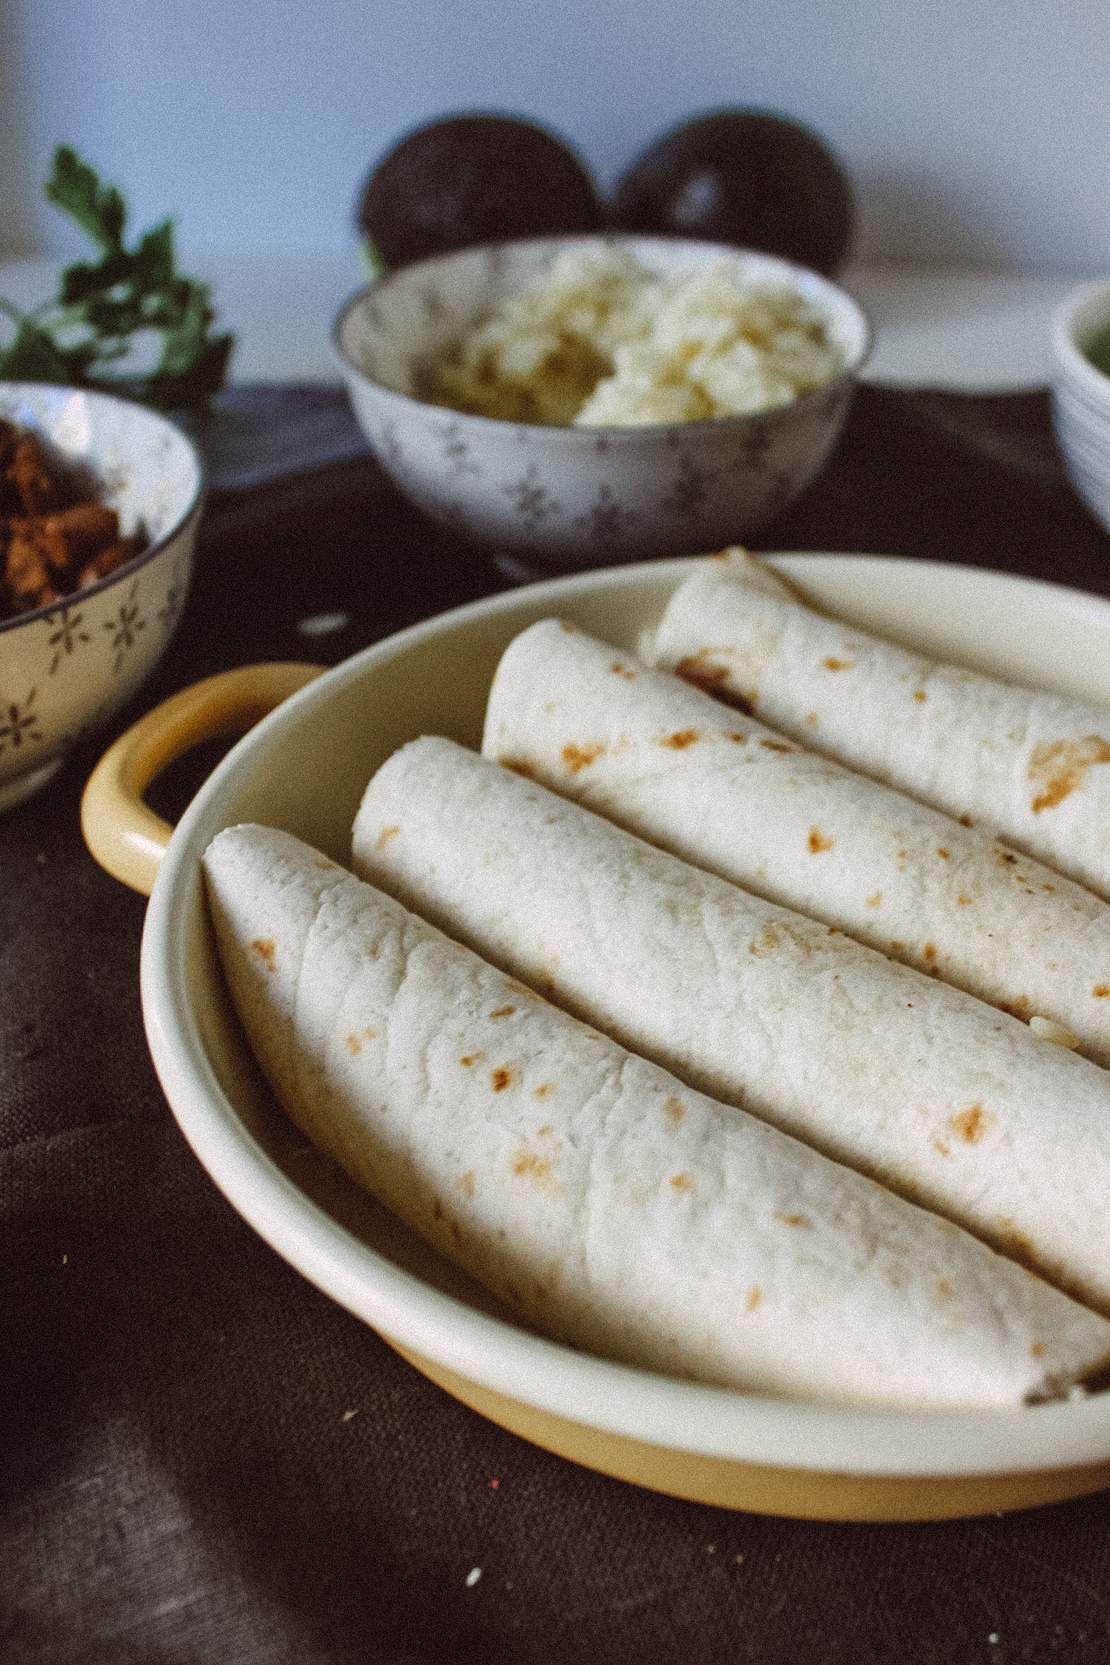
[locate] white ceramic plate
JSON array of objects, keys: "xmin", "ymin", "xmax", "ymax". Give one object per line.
[{"xmin": 121, "ymin": 554, "xmax": 1110, "ymax": 1520}]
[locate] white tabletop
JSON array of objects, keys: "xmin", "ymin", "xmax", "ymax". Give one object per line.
[{"xmin": 0, "ymin": 252, "xmax": 1077, "ymax": 393}]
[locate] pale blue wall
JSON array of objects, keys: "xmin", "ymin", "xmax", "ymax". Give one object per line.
[{"xmin": 2, "ymin": 0, "xmax": 1108, "ymax": 272}]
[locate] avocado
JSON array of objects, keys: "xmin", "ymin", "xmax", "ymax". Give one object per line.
[
  {"xmin": 613, "ymin": 110, "xmax": 855, "ymax": 277},
  {"xmin": 357, "ymin": 113, "xmax": 605, "ymax": 270}
]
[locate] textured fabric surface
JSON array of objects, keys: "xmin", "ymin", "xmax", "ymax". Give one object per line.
[{"xmin": 4, "ymin": 384, "xmax": 1110, "ymax": 1663}]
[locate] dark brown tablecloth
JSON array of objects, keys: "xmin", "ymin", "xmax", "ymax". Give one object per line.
[{"xmin": 4, "ymin": 385, "xmax": 1110, "ymax": 1665}]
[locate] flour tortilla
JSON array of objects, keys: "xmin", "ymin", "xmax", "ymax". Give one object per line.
[
  {"xmin": 650, "ymin": 548, "xmax": 1110, "ymax": 900},
  {"xmin": 481, "ymin": 618, "xmax": 1110, "ymax": 1067},
  {"xmin": 204, "ymin": 824, "xmax": 1110, "ymax": 1409},
  {"xmin": 354, "ymin": 739, "xmax": 1110, "ymax": 1317}
]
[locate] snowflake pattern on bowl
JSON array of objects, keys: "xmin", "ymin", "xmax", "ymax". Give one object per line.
[
  {"xmin": 435, "ymin": 420, "xmax": 482, "ymax": 478},
  {"xmin": 573, "ymin": 485, "xmax": 638, "ymax": 543},
  {"xmin": 503, "ymin": 464, "xmax": 561, "ymax": 531},
  {"xmin": 660, "ymin": 453, "xmax": 718, "ymax": 522},
  {"xmin": 0, "ymin": 688, "xmax": 44, "ymax": 756},
  {"xmin": 45, "ymin": 602, "xmax": 93, "ymax": 677}
]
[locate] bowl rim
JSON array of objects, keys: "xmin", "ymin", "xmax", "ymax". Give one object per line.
[
  {"xmin": 140, "ymin": 551, "xmax": 1110, "ymax": 1479},
  {"xmin": 1050, "ymin": 279, "xmax": 1110, "ymax": 409},
  {"xmin": 0, "ymin": 381, "xmax": 206, "ymax": 637},
  {"xmin": 331, "ymin": 232, "xmax": 872, "ymax": 443}
]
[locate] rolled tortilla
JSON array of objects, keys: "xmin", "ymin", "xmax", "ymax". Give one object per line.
[
  {"xmin": 651, "ymin": 549, "xmax": 1110, "ymax": 900},
  {"xmin": 481, "ymin": 619, "xmax": 1110, "ymax": 1067},
  {"xmin": 204, "ymin": 824, "xmax": 1110, "ymax": 1409},
  {"xmin": 353, "ymin": 738, "xmax": 1110, "ymax": 1317}
]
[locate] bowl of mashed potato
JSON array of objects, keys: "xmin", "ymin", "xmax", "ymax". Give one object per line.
[{"xmin": 334, "ymin": 236, "xmax": 870, "ymax": 568}]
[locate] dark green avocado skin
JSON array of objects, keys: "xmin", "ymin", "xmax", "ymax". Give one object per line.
[
  {"xmin": 357, "ymin": 113, "xmax": 606, "ymax": 270},
  {"xmin": 613, "ymin": 109, "xmax": 855, "ymax": 277}
]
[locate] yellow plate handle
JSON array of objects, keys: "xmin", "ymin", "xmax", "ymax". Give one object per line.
[{"xmin": 81, "ymin": 661, "xmax": 325, "ymax": 897}]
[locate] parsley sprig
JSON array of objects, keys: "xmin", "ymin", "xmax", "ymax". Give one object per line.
[{"xmin": 0, "ymin": 146, "xmax": 234, "ymax": 411}]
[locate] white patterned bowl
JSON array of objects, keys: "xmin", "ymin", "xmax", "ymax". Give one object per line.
[
  {"xmin": 1051, "ymin": 281, "xmax": 1110, "ymax": 538},
  {"xmin": 334, "ymin": 235, "xmax": 870, "ymax": 570},
  {"xmin": 0, "ymin": 383, "xmax": 203, "ymax": 812}
]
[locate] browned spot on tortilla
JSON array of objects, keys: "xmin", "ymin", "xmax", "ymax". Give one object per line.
[
  {"xmin": 805, "ymin": 711, "xmax": 819, "ymax": 727},
  {"xmin": 912, "ymin": 689, "xmax": 927, "ymax": 703},
  {"xmin": 661, "ymin": 728, "xmax": 700, "ymax": 749},
  {"xmin": 957, "ymin": 893, "xmax": 972, "ymax": 906},
  {"xmin": 866, "ymin": 891, "xmax": 882, "ymax": 908},
  {"xmin": 512, "ymin": 1149, "xmax": 554, "ymax": 1183},
  {"xmin": 664, "ymin": 1096, "xmax": 686, "ymax": 1126},
  {"xmin": 995, "ymin": 847, "xmax": 1018, "ymax": 865},
  {"xmin": 936, "ymin": 847, "xmax": 950, "ymax": 860},
  {"xmin": 313, "ymin": 857, "xmax": 338, "ymax": 871},
  {"xmin": 491, "ymin": 1066, "xmax": 514, "ymax": 1092},
  {"xmin": 610, "ymin": 660, "xmax": 637, "ymax": 678},
  {"xmin": 562, "ymin": 741, "xmax": 605, "ymax": 773},
  {"xmin": 489, "ymin": 1005, "xmax": 517, "ymax": 1020},
  {"xmin": 534, "ymin": 1082, "xmax": 554, "ymax": 1099},
  {"xmin": 727, "ymin": 730, "xmax": 748, "ymax": 744},
  {"xmin": 459, "ymin": 1053, "xmax": 481, "ymax": 1068},
  {"xmin": 959, "ymin": 812, "xmax": 974, "ymax": 827},
  {"xmin": 374, "ymin": 824, "xmax": 400, "ymax": 851},
  {"xmin": 889, "ymin": 939, "xmax": 907, "ymax": 958},
  {"xmin": 537, "ymin": 1124, "xmax": 553, "ymax": 1137},
  {"xmin": 458, "ymin": 1170, "xmax": 475, "ymax": 1199},
  {"xmin": 776, "ymin": 1212, "xmax": 811, "ymax": 1228},
  {"xmin": 745, "ymin": 1286, "xmax": 763, "ymax": 1312},
  {"xmin": 760, "ymin": 738, "xmax": 794, "ymax": 754},
  {"xmin": 808, "ymin": 827, "xmax": 834, "ymax": 853},
  {"xmin": 363, "ymin": 1026, "xmax": 378, "ymax": 1039},
  {"xmin": 1001, "ymin": 995, "xmax": 1032, "ymax": 1020},
  {"xmin": 558, "ymin": 620, "xmax": 580, "ymax": 633},
  {"xmin": 675, "ymin": 653, "xmax": 729, "ymax": 691},
  {"xmin": 950, "ymin": 1103, "xmax": 991, "ymax": 1144},
  {"xmin": 1093, "ymin": 983, "xmax": 1110, "ymax": 998},
  {"xmin": 1029, "ymin": 735, "xmax": 1110, "ymax": 813},
  {"xmin": 345, "ymin": 1033, "xmax": 362, "ymax": 1055},
  {"xmin": 934, "ymin": 1277, "xmax": 954, "ymax": 1301},
  {"xmin": 502, "ymin": 757, "xmax": 535, "ymax": 780},
  {"xmin": 669, "ymin": 1172, "xmax": 693, "ymax": 1191},
  {"xmin": 823, "ymin": 656, "xmax": 855, "ymax": 671},
  {"xmin": 931, "ymin": 1136, "xmax": 951, "ymax": 1157},
  {"xmin": 995, "ymin": 1216, "xmax": 1037, "ymax": 1267},
  {"xmin": 1042, "ymin": 882, "xmax": 1056, "ymax": 893},
  {"xmin": 922, "ymin": 942, "xmax": 938, "ymax": 967},
  {"xmin": 748, "ymin": 924, "xmax": 780, "ymax": 957},
  {"xmin": 250, "ymin": 938, "xmax": 277, "ymax": 971}
]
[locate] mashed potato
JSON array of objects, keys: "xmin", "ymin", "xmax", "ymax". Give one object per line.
[{"xmin": 426, "ymin": 246, "xmax": 843, "ymax": 427}]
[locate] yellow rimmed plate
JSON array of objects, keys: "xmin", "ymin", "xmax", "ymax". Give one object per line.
[{"xmin": 82, "ymin": 553, "xmax": 1110, "ymax": 1521}]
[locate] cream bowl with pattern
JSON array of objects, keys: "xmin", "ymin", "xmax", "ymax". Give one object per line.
[
  {"xmin": 0, "ymin": 382, "xmax": 204, "ymax": 812},
  {"xmin": 333, "ymin": 235, "xmax": 870, "ymax": 571}
]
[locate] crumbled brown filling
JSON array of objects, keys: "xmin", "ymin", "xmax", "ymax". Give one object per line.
[{"xmin": 0, "ymin": 418, "xmax": 145, "ymax": 619}]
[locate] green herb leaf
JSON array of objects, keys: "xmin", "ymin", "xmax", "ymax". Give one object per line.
[
  {"xmin": 1086, "ymin": 323, "xmax": 1110, "ymax": 380},
  {"xmin": 1, "ymin": 146, "xmax": 234, "ymax": 412},
  {"xmin": 0, "ymin": 311, "xmax": 76, "ymax": 381},
  {"xmin": 46, "ymin": 145, "xmax": 127, "ymax": 253}
]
